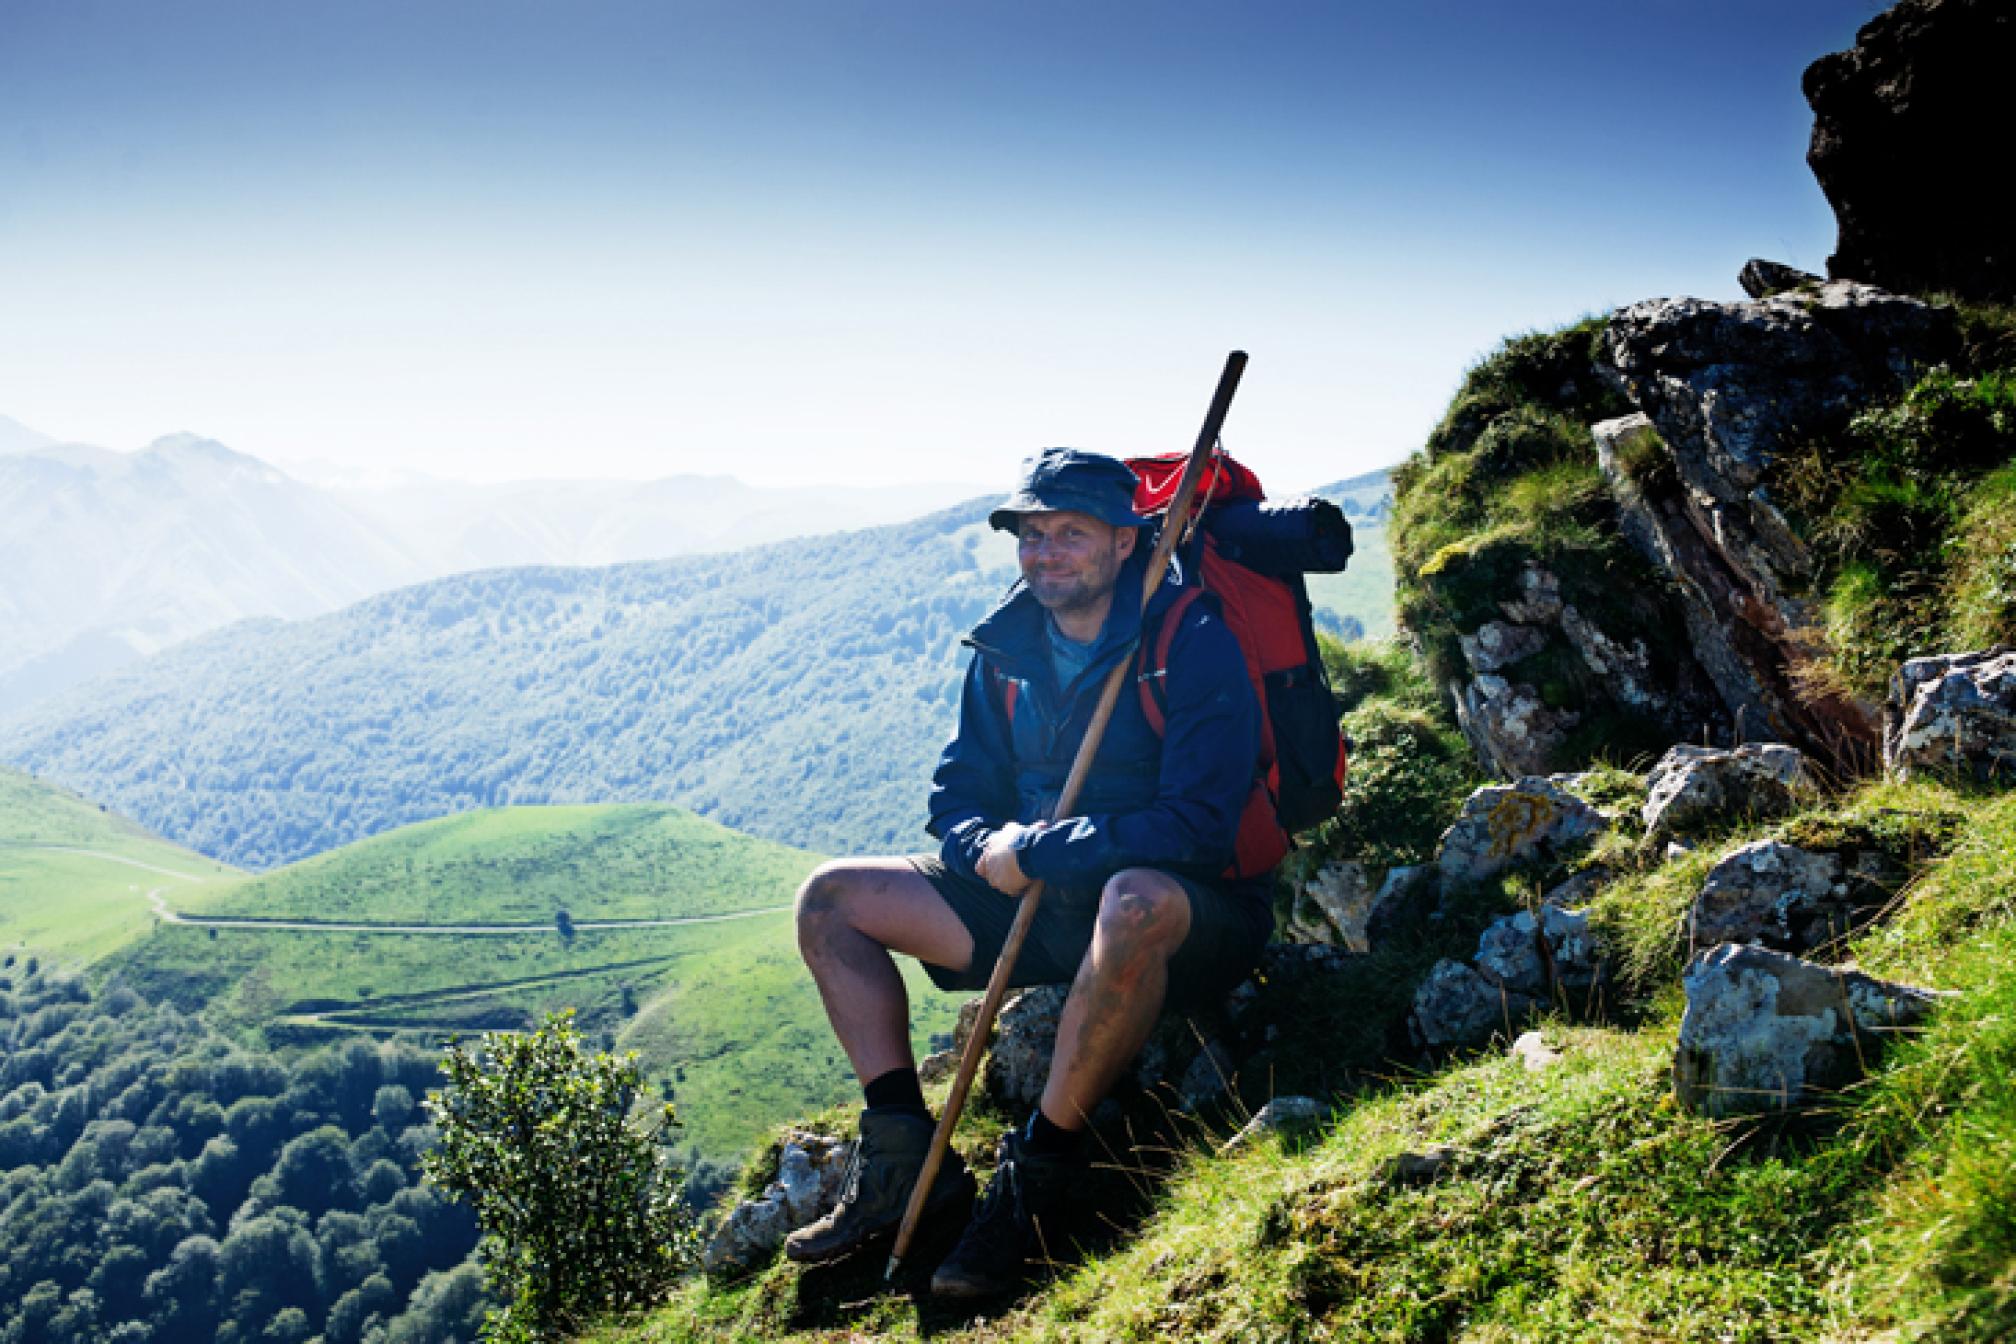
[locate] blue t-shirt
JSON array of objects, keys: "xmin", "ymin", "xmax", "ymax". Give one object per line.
[{"xmin": 1046, "ymin": 614, "xmax": 1097, "ymax": 694}]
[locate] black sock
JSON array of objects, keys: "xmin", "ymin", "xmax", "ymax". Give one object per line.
[
  {"xmin": 863, "ymin": 1066, "xmax": 929, "ymax": 1118},
  {"xmin": 1023, "ymin": 1107, "xmax": 1088, "ymax": 1159}
]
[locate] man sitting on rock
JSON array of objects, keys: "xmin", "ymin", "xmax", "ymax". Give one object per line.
[{"xmin": 786, "ymin": 447, "xmax": 1274, "ymax": 1297}]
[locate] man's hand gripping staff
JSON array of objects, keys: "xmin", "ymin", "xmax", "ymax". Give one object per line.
[{"xmin": 885, "ymin": 350, "xmax": 1249, "ymax": 1282}]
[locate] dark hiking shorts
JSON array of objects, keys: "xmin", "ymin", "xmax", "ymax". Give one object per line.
[{"xmin": 907, "ymin": 855, "xmax": 1273, "ymax": 1008}]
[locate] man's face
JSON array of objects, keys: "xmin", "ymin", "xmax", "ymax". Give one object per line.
[{"xmin": 1015, "ymin": 510, "xmax": 1138, "ymax": 616}]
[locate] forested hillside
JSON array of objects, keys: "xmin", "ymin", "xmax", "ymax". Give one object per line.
[
  {"xmin": 0, "ymin": 966, "xmax": 485, "ymax": 1344},
  {"xmin": 1, "ymin": 502, "xmax": 1016, "ymax": 868},
  {"xmin": 3, "ymin": 480, "xmax": 1394, "ymax": 872}
]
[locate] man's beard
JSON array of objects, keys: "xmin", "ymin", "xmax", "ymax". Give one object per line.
[{"xmin": 1028, "ymin": 564, "xmax": 1117, "ymax": 615}]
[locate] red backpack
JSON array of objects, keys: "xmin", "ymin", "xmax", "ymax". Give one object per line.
[{"xmin": 1127, "ymin": 450, "xmax": 1353, "ymax": 879}]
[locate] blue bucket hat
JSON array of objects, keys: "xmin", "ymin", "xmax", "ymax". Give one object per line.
[{"xmin": 988, "ymin": 447, "xmax": 1143, "ymax": 534}]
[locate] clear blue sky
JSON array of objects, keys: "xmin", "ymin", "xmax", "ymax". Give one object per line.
[{"xmin": 0, "ymin": 0, "xmax": 1882, "ymax": 490}]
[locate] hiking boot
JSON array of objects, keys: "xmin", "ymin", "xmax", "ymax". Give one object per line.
[
  {"xmin": 929, "ymin": 1129, "xmax": 1084, "ymax": 1299},
  {"xmin": 783, "ymin": 1109, "xmax": 974, "ymax": 1266}
]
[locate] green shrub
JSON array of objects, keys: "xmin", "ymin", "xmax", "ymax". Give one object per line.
[
  {"xmin": 423, "ymin": 1012, "xmax": 697, "ymax": 1342},
  {"xmin": 1307, "ymin": 700, "xmax": 1479, "ymax": 874}
]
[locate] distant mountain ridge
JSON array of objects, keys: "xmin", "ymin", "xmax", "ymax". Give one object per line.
[
  {"xmin": 0, "ymin": 499, "xmax": 1019, "ymax": 868},
  {"xmin": 0, "ymin": 433, "xmax": 423, "ymax": 717},
  {"xmin": 1, "ymin": 457, "xmax": 1398, "ymax": 870},
  {"xmin": 0, "ymin": 421, "xmax": 984, "ymax": 718}
]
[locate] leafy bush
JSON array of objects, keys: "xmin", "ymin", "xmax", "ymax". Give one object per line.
[{"xmin": 423, "ymin": 1012, "xmax": 696, "ymax": 1342}]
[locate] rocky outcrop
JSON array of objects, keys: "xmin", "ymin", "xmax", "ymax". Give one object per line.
[
  {"xmin": 1443, "ymin": 561, "xmax": 1724, "ymax": 779},
  {"xmin": 1804, "ymin": 0, "xmax": 2016, "ymax": 303},
  {"xmin": 1641, "ymin": 743, "xmax": 1818, "ymax": 840},
  {"xmin": 1692, "ymin": 839, "xmax": 1903, "ymax": 956},
  {"xmin": 1599, "ymin": 283, "xmax": 1956, "ymax": 771},
  {"xmin": 1885, "ymin": 647, "xmax": 2016, "ymax": 784},
  {"xmin": 1434, "ymin": 776, "xmax": 1606, "ymax": 889},
  {"xmin": 1673, "ymin": 943, "xmax": 1946, "ymax": 1118},
  {"xmin": 704, "ymin": 1130, "xmax": 855, "ymax": 1277}
]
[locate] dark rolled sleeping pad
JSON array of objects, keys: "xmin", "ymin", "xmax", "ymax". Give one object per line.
[{"xmin": 1200, "ymin": 496, "xmax": 1354, "ymax": 576}]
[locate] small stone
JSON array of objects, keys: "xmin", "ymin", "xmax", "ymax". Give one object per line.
[
  {"xmin": 1381, "ymin": 1142, "xmax": 1461, "ymax": 1185},
  {"xmin": 703, "ymin": 1193, "xmax": 791, "ymax": 1278},
  {"xmin": 1411, "ymin": 958, "xmax": 1536, "ymax": 1050},
  {"xmin": 1510, "ymin": 1030, "xmax": 1564, "ymax": 1072},
  {"xmin": 1738, "ymin": 258, "xmax": 1822, "ymax": 299},
  {"xmin": 1885, "ymin": 647, "xmax": 2016, "ymax": 785},
  {"xmin": 917, "ymin": 1049, "xmax": 960, "ymax": 1084},
  {"xmin": 1473, "ymin": 905, "xmax": 1604, "ymax": 999},
  {"xmin": 1220, "ymin": 1095, "xmax": 1326, "ymax": 1152},
  {"xmin": 1693, "ymin": 840, "xmax": 1852, "ymax": 955},
  {"xmin": 1286, "ymin": 860, "xmax": 1379, "ymax": 951},
  {"xmin": 1177, "ymin": 1037, "xmax": 1237, "ymax": 1110},
  {"xmin": 1541, "ymin": 867, "xmax": 1609, "ymax": 908}
]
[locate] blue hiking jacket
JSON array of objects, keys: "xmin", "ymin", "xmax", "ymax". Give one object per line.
[{"xmin": 925, "ymin": 552, "xmax": 1261, "ymax": 892}]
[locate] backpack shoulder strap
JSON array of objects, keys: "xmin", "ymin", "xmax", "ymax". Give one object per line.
[
  {"xmin": 1135, "ymin": 586, "xmax": 1205, "ymax": 738},
  {"xmin": 989, "ymin": 661, "xmax": 1020, "ymax": 726}
]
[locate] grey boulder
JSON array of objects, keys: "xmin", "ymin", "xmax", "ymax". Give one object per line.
[
  {"xmin": 1885, "ymin": 647, "xmax": 2016, "ymax": 784},
  {"xmin": 1435, "ymin": 776, "xmax": 1607, "ymax": 889},
  {"xmin": 1673, "ymin": 943, "xmax": 1945, "ymax": 1118},
  {"xmin": 1692, "ymin": 839, "xmax": 1901, "ymax": 956},
  {"xmin": 1642, "ymin": 742, "xmax": 1817, "ymax": 839}
]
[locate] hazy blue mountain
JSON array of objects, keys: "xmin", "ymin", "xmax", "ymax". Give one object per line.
[
  {"xmin": 1, "ymin": 500, "xmax": 1019, "ymax": 869},
  {"xmin": 0, "ymin": 434, "xmax": 428, "ymax": 717},
  {"xmin": 0, "ymin": 421, "xmax": 983, "ymax": 717},
  {"xmin": 1313, "ymin": 466, "xmax": 1395, "ymax": 520},
  {"xmin": 0, "ymin": 413, "xmax": 56, "ymax": 455}
]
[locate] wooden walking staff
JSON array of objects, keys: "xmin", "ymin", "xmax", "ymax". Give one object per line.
[{"xmin": 886, "ymin": 350, "xmax": 1249, "ymax": 1283}]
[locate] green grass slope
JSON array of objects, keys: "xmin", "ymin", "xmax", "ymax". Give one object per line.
[
  {"xmin": 592, "ymin": 782, "xmax": 2016, "ymax": 1343},
  {"xmin": 180, "ymin": 803, "xmax": 822, "ymax": 924},
  {"xmin": 100, "ymin": 801, "xmax": 958, "ymax": 1161},
  {"xmin": 0, "ymin": 764, "xmax": 239, "ymax": 965}
]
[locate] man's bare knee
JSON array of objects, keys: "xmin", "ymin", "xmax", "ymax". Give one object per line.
[
  {"xmin": 795, "ymin": 862, "xmax": 863, "ymax": 946},
  {"xmin": 1094, "ymin": 869, "xmax": 1189, "ymax": 964}
]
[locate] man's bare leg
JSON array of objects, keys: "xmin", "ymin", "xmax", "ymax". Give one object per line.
[
  {"xmin": 794, "ymin": 858, "xmax": 977, "ymax": 1085},
  {"xmin": 1039, "ymin": 867, "xmax": 1192, "ymax": 1129},
  {"xmin": 787, "ymin": 859, "xmax": 981, "ymax": 1265}
]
